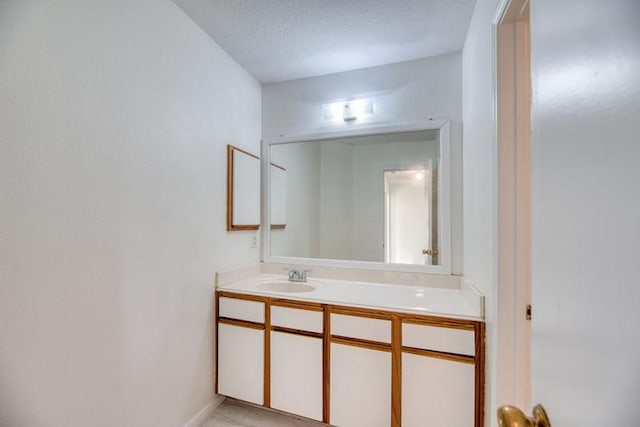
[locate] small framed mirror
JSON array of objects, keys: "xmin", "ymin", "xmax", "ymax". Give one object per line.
[{"xmin": 227, "ymin": 144, "xmax": 261, "ymax": 231}]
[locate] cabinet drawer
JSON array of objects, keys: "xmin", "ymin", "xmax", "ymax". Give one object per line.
[
  {"xmin": 271, "ymin": 306, "xmax": 323, "ymax": 333},
  {"xmin": 402, "ymin": 323, "xmax": 475, "ymax": 356},
  {"xmin": 331, "ymin": 313, "xmax": 391, "ymax": 343},
  {"xmin": 219, "ymin": 297, "xmax": 265, "ymax": 323}
]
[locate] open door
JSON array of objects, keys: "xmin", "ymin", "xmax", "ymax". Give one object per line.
[
  {"xmin": 493, "ymin": 0, "xmax": 639, "ymax": 425},
  {"xmin": 383, "ymin": 168, "xmax": 433, "ymax": 265},
  {"xmin": 495, "ymin": 0, "xmax": 535, "ymax": 423}
]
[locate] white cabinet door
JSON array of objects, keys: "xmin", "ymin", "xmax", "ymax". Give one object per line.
[
  {"xmin": 330, "ymin": 343, "xmax": 391, "ymax": 427},
  {"xmin": 217, "ymin": 323, "xmax": 264, "ymax": 405},
  {"xmin": 402, "ymin": 353, "xmax": 475, "ymax": 427},
  {"xmin": 270, "ymin": 332, "xmax": 323, "ymax": 421}
]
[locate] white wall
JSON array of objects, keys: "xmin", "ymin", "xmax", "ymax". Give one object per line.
[
  {"xmin": 461, "ymin": 0, "xmax": 501, "ymax": 425},
  {"xmin": 319, "ymin": 142, "xmax": 354, "ymax": 260},
  {"xmin": 529, "ymin": 1, "xmax": 640, "ymax": 425},
  {"xmin": 270, "ymin": 143, "xmax": 321, "ymax": 258},
  {"xmin": 262, "ymin": 54, "xmax": 463, "ymax": 273},
  {"xmin": 0, "ymin": 1, "xmax": 261, "ymax": 426}
]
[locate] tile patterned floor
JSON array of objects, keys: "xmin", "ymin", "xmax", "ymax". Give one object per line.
[{"xmin": 201, "ymin": 399, "xmax": 327, "ymax": 427}]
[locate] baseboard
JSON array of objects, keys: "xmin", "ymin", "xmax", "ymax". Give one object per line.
[{"xmin": 183, "ymin": 395, "xmax": 226, "ymax": 427}]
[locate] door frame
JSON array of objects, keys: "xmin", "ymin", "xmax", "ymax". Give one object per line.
[{"xmin": 493, "ymin": 0, "xmax": 532, "ymax": 411}]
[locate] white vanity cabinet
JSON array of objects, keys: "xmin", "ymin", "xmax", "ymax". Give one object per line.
[
  {"xmin": 330, "ymin": 343, "xmax": 391, "ymax": 427},
  {"xmin": 269, "ymin": 304, "xmax": 324, "ymax": 421},
  {"xmin": 402, "ymin": 353, "xmax": 475, "ymax": 427},
  {"xmin": 215, "ymin": 291, "xmax": 485, "ymax": 427},
  {"xmin": 401, "ymin": 321, "xmax": 478, "ymax": 427},
  {"xmin": 329, "ymin": 311, "xmax": 393, "ymax": 427},
  {"xmin": 217, "ymin": 323, "xmax": 264, "ymax": 405},
  {"xmin": 270, "ymin": 331, "xmax": 323, "ymax": 420},
  {"xmin": 216, "ymin": 296, "xmax": 265, "ymax": 405}
]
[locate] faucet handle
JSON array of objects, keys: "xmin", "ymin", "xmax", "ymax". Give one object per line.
[
  {"xmin": 300, "ymin": 270, "xmax": 311, "ymax": 281},
  {"xmin": 284, "ymin": 267, "xmax": 300, "ymax": 281}
]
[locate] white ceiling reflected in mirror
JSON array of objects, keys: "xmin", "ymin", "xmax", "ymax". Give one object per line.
[
  {"xmin": 227, "ymin": 145, "xmax": 261, "ymax": 231},
  {"xmin": 262, "ymin": 121, "xmax": 451, "ymax": 274}
]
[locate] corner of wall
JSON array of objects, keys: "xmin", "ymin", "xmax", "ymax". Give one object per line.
[{"xmin": 182, "ymin": 396, "xmax": 226, "ymax": 427}]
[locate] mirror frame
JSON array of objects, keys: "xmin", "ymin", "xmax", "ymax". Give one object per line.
[{"xmin": 261, "ymin": 120, "xmax": 452, "ymax": 274}]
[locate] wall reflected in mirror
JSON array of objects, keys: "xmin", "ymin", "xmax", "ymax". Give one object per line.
[
  {"xmin": 269, "ymin": 130, "xmax": 440, "ymax": 265},
  {"xmin": 270, "ymin": 162, "xmax": 287, "ymax": 229}
]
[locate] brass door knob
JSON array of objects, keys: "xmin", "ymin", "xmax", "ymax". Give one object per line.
[
  {"xmin": 422, "ymin": 249, "xmax": 438, "ymax": 256},
  {"xmin": 497, "ymin": 404, "xmax": 551, "ymax": 427}
]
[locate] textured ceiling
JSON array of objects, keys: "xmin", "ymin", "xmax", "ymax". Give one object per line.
[{"xmin": 173, "ymin": 0, "xmax": 476, "ymax": 83}]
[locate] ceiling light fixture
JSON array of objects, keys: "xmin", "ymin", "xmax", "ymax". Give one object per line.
[{"xmin": 322, "ymin": 98, "xmax": 374, "ymax": 122}]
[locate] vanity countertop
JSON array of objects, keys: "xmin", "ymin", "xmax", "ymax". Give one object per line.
[{"xmin": 216, "ymin": 273, "xmax": 483, "ymax": 321}]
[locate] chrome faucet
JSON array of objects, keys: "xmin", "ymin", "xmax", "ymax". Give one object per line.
[{"xmin": 285, "ymin": 268, "xmax": 310, "ymax": 282}]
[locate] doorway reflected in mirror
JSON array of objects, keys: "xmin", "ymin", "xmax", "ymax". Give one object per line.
[{"xmin": 383, "ymin": 168, "xmax": 438, "ymax": 265}]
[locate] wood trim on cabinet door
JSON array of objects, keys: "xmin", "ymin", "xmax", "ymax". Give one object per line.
[
  {"xmin": 391, "ymin": 315, "xmax": 402, "ymax": 427},
  {"xmin": 330, "ymin": 336, "xmax": 392, "ymax": 353},
  {"xmin": 215, "ymin": 292, "xmax": 220, "ymax": 394},
  {"xmin": 475, "ymin": 322, "xmax": 486, "ymax": 427},
  {"xmin": 264, "ymin": 300, "xmax": 271, "ymax": 408},
  {"xmin": 401, "ymin": 346, "xmax": 475, "ymax": 364},
  {"xmin": 401, "ymin": 314, "xmax": 477, "ymax": 331},
  {"xmin": 322, "ymin": 306, "xmax": 330, "ymax": 424},
  {"xmin": 329, "ymin": 305, "xmax": 393, "ymax": 320},
  {"xmin": 218, "ymin": 317, "xmax": 265, "ymax": 330},
  {"xmin": 271, "ymin": 326, "xmax": 323, "ymax": 339},
  {"xmin": 216, "ymin": 290, "xmax": 270, "ymax": 304},
  {"xmin": 270, "ymin": 298, "xmax": 324, "ymax": 311}
]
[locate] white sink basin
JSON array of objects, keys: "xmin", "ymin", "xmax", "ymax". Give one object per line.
[{"xmin": 257, "ymin": 281, "xmax": 319, "ymax": 293}]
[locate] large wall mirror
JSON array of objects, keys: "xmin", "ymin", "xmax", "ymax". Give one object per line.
[{"xmin": 262, "ymin": 121, "xmax": 451, "ymax": 273}]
